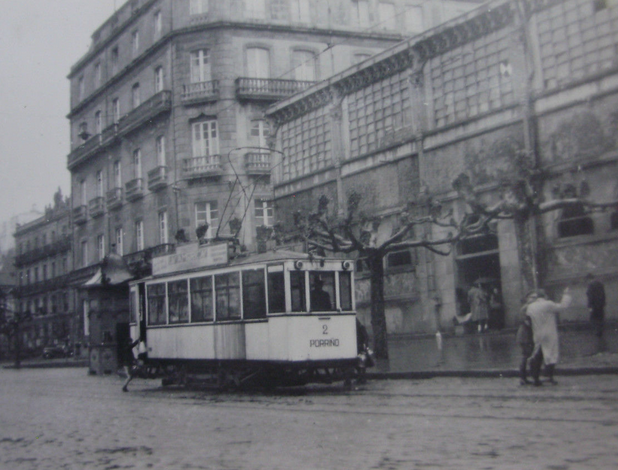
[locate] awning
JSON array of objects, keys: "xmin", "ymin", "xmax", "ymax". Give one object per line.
[{"xmin": 83, "ymin": 253, "xmax": 133, "ymax": 287}]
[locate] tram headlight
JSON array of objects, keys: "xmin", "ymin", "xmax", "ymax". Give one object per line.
[
  {"xmin": 341, "ymin": 261, "xmax": 352, "ymax": 270},
  {"xmin": 294, "ymin": 260, "xmax": 304, "ymax": 270}
]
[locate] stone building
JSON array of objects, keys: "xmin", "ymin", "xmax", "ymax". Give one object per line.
[
  {"xmin": 66, "ymin": 0, "xmax": 481, "ymax": 369},
  {"xmin": 266, "ymin": 0, "xmax": 618, "ymax": 335},
  {"xmin": 12, "ymin": 191, "xmax": 77, "ymax": 356}
]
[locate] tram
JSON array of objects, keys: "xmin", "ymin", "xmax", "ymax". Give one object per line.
[{"xmin": 128, "ymin": 242, "xmax": 362, "ymax": 389}]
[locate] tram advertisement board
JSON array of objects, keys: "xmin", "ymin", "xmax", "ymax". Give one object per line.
[{"xmin": 152, "ymin": 242, "xmax": 228, "ymax": 275}]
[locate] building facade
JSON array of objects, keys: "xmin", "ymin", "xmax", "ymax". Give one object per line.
[
  {"xmin": 12, "ymin": 192, "xmax": 77, "ymax": 356},
  {"xmin": 67, "ymin": 0, "xmax": 482, "ymax": 366},
  {"xmin": 267, "ymin": 0, "xmax": 618, "ymax": 335}
]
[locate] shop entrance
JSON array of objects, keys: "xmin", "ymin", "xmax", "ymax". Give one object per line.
[{"xmin": 455, "ymin": 233, "xmax": 505, "ymax": 330}]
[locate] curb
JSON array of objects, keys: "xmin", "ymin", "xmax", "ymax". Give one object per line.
[
  {"xmin": 366, "ymin": 367, "xmax": 618, "ymax": 380},
  {"xmin": 2, "ymin": 361, "xmax": 88, "ymax": 370}
]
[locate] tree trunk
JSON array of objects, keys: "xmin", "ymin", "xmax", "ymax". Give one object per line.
[
  {"xmin": 368, "ymin": 253, "xmax": 389, "ymax": 360},
  {"xmin": 514, "ymin": 215, "xmax": 537, "ymax": 294}
]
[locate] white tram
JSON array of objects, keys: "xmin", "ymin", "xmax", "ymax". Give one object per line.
[{"xmin": 129, "ymin": 243, "xmax": 361, "ymax": 388}]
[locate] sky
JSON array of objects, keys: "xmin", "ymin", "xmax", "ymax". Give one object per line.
[{"xmin": 0, "ymin": 0, "xmax": 119, "ymax": 223}]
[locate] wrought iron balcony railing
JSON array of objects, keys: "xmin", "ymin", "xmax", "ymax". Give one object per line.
[
  {"xmin": 73, "ymin": 205, "xmax": 87, "ymax": 225},
  {"xmin": 147, "ymin": 166, "xmax": 168, "ymax": 191},
  {"xmin": 244, "ymin": 152, "xmax": 271, "ymax": 175},
  {"xmin": 181, "ymin": 80, "xmax": 219, "ymax": 103},
  {"xmin": 125, "ymin": 178, "xmax": 144, "ymax": 201},
  {"xmin": 182, "ymin": 155, "xmax": 222, "ymax": 179},
  {"xmin": 118, "ymin": 90, "xmax": 172, "ymax": 135},
  {"xmin": 14, "ymin": 236, "xmax": 72, "ymax": 267},
  {"xmin": 235, "ymin": 78, "xmax": 315, "ymax": 100},
  {"xmin": 88, "ymin": 197, "xmax": 105, "ymax": 218},
  {"xmin": 106, "ymin": 187, "xmax": 123, "ymax": 210}
]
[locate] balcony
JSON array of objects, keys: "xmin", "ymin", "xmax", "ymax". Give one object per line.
[
  {"xmin": 235, "ymin": 78, "xmax": 316, "ymax": 101},
  {"xmin": 181, "ymin": 80, "xmax": 219, "ymax": 104},
  {"xmin": 125, "ymin": 178, "xmax": 144, "ymax": 201},
  {"xmin": 73, "ymin": 205, "xmax": 87, "ymax": 225},
  {"xmin": 101, "ymin": 122, "xmax": 119, "ymax": 143},
  {"xmin": 106, "ymin": 187, "xmax": 123, "ymax": 210},
  {"xmin": 67, "ymin": 133, "xmax": 103, "ymax": 169},
  {"xmin": 118, "ymin": 90, "xmax": 172, "ymax": 136},
  {"xmin": 182, "ymin": 155, "xmax": 222, "ymax": 179},
  {"xmin": 124, "ymin": 243, "xmax": 175, "ymax": 275},
  {"xmin": 14, "ymin": 237, "xmax": 72, "ymax": 267},
  {"xmin": 88, "ymin": 197, "xmax": 105, "ymax": 218},
  {"xmin": 147, "ymin": 166, "xmax": 168, "ymax": 191},
  {"xmin": 244, "ymin": 152, "xmax": 271, "ymax": 175}
]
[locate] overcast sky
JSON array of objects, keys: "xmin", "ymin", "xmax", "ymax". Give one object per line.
[{"xmin": 0, "ymin": 0, "xmax": 119, "ymax": 223}]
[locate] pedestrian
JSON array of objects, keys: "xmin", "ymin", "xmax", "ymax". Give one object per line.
[
  {"xmin": 355, "ymin": 318, "xmax": 371, "ymax": 384},
  {"xmin": 527, "ymin": 287, "xmax": 571, "ymax": 386},
  {"xmin": 516, "ymin": 291, "xmax": 537, "ymax": 385},
  {"xmin": 586, "ymin": 273, "xmax": 605, "ymax": 338},
  {"xmin": 121, "ymin": 337, "xmax": 140, "ymax": 392},
  {"xmin": 468, "ymin": 281, "xmax": 489, "ymax": 333}
]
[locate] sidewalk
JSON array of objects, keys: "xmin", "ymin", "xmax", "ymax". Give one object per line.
[{"xmin": 369, "ymin": 322, "xmax": 618, "ymax": 379}]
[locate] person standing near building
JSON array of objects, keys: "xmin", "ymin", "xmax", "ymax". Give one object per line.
[
  {"xmin": 527, "ymin": 288, "xmax": 572, "ymax": 386},
  {"xmin": 516, "ymin": 291, "xmax": 537, "ymax": 385},
  {"xmin": 586, "ymin": 273, "xmax": 606, "ymax": 338},
  {"xmin": 468, "ymin": 281, "xmax": 489, "ymax": 333}
]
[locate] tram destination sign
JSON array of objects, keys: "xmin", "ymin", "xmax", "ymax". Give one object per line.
[{"xmin": 152, "ymin": 242, "xmax": 229, "ymax": 275}]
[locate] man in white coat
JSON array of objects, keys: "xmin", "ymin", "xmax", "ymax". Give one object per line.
[{"xmin": 527, "ymin": 287, "xmax": 571, "ymax": 386}]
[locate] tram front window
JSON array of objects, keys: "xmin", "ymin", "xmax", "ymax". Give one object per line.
[
  {"xmin": 290, "ymin": 271, "xmax": 306, "ymax": 312},
  {"xmin": 267, "ymin": 271, "xmax": 285, "ymax": 313},
  {"xmin": 242, "ymin": 269, "xmax": 266, "ymax": 319},
  {"xmin": 310, "ymin": 272, "xmax": 335, "ymax": 312},
  {"xmin": 340, "ymin": 271, "xmax": 353, "ymax": 311}
]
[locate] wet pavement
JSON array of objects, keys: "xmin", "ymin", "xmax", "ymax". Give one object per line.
[{"xmin": 373, "ymin": 322, "xmax": 618, "ymax": 377}]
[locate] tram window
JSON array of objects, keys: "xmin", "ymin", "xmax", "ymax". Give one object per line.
[
  {"xmin": 147, "ymin": 283, "xmax": 167, "ymax": 325},
  {"xmin": 242, "ymin": 269, "xmax": 266, "ymax": 319},
  {"xmin": 290, "ymin": 271, "xmax": 306, "ymax": 312},
  {"xmin": 168, "ymin": 280, "xmax": 189, "ymax": 324},
  {"xmin": 340, "ymin": 272, "xmax": 353, "ymax": 311},
  {"xmin": 190, "ymin": 276, "xmax": 213, "ymax": 322},
  {"xmin": 129, "ymin": 289, "xmax": 138, "ymax": 324},
  {"xmin": 309, "ymin": 272, "xmax": 335, "ymax": 311},
  {"xmin": 267, "ymin": 272, "xmax": 285, "ymax": 313},
  {"xmin": 215, "ymin": 272, "xmax": 241, "ymax": 320}
]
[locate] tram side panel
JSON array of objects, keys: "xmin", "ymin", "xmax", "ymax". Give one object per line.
[{"xmin": 147, "ymin": 325, "xmax": 216, "ymax": 360}]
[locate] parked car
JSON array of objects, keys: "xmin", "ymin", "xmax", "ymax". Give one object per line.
[{"xmin": 42, "ymin": 345, "xmax": 72, "ymax": 359}]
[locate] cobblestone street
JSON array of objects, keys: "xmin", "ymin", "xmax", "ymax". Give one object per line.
[{"xmin": 1, "ymin": 368, "xmax": 617, "ymax": 470}]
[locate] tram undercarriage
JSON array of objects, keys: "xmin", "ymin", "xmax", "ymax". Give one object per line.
[{"xmin": 137, "ymin": 358, "xmax": 362, "ymax": 391}]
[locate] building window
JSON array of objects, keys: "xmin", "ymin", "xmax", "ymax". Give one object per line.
[
  {"xmin": 115, "ymin": 227, "xmax": 124, "ymax": 255},
  {"xmin": 96, "ymin": 170, "xmax": 104, "ymax": 197},
  {"xmin": 81, "ymin": 240, "xmax": 89, "ymax": 268},
  {"xmin": 611, "ymin": 210, "xmax": 618, "ymax": 230},
  {"xmin": 78, "ymin": 76, "xmax": 85, "ymax": 100},
  {"xmin": 293, "ymin": 50, "xmax": 318, "ymax": 81},
  {"xmin": 42, "ymin": 264, "xmax": 47, "ymax": 281},
  {"xmin": 95, "ymin": 110, "xmax": 102, "ymax": 134},
  {"xmin": 379, "ymin": 2, "xmax": 397, "ymax": 29},
  {"xmin": 132, "ymin": 83, "xmax": 141, "ymax": 109},
  {"xmin": 51, "ymin": 262, "xmax": 56, "ymax": 279},
  {"xmin": 154, "ymin": 10, "xmax": 162, "ymax": 37},
  {"xmin": 156, "ymin": 135, "xmax": 166, "ymax": 166},
  {"xmin": 111, "ymin": 47, "xmax": 119, "ymax": 75},
  {"xmin": 97, "ymin": 234, "xmax": 106, "ymax": 261},
  {"xmin": 246, "ymin": 47, "xmax": 270, "ymax": 78},
  {"xmin": 113, "ymin": 160, "xmax": 122, "ymax": 188},
  {"xmin": 291, "ymin": 0, "xmax": 310, "ymax": 22},
  {"xmin": 133, "ymin": 149, "xmax": 142, "ymax": 179},
  {"xmin": 195, "ymin": 201, "xmax": 218, "ymax": 238},
  {"xmin": 135, "ymin": 220, "xmax": 144, "ymax": 251},
  {"xmin": 386, "ymin": 249, "xmax": 415, "ymax": 269},
  {"xmin": 80, "ymin": 179, "xmax": 87, "ymax": 205},
  {"xmin": 250, "ymin": 120, "xmax": 270, "ymax": 148},
  {"xmin": 112, "ymin": 98, "xmax": 120, "ymax": 123},
  {"xmin": 132, "ymin": 30, "xmax": 139, "ymax": 57},
  {"xmin": 404, "ymin": 4, "xmax": 423, "ymax": 33},
  {"xmin": 254, "ymin": 199, "xmax": 274, "ymax": 227},
  {"xmin": 247, "ymin": 0, "xmax": 266, "ymax": 19},
  {"xmin": 94, "ymin": 62, "xmax": 102, "ymax": 88},
  {"xmin": 159, "ymin": 211, "xmax": 168, "ymax": 244},
  {"xmin": 557, "ymin": 204, "xmax": 594, "ymax": 238},
  {"xmin": 191, "ymin": 120, "xmax": 219, "ymax": 156},
  {"xmin": 352, "ymin": 0, "xmax": 370, "ymax": 27},
  {"xmin": 190, "ymin": 49, "xmax": 211, "ymax": 83},
  {"xmin": 154, "ymin": 66, "xmax": 164, "ymax": 92},
  {"xmin": 190, "ymin": 0, "xmax": 209, "ymax": 15}
]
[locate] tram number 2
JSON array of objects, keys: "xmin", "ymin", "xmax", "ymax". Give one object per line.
[{"xmin": 322, "ymin": 324, "xmax": 328, "ymax": 335}]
